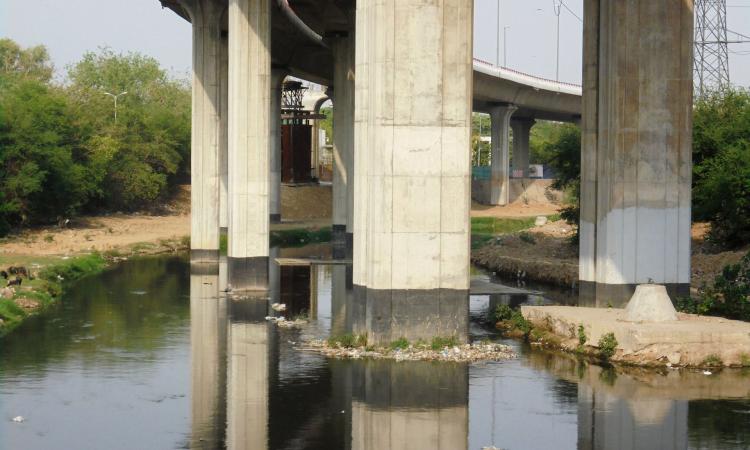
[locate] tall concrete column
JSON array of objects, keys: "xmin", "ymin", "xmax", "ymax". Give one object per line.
[
  {"xmin": 269, "ymin": 68, "xmax": 286, "ymax": 224},
  {"xmin": 511, "ymin": 118, "xmax": 535, "ymax": 178},
  {"xmin": 353, "ymin": 0, "xmax": 473, "ymax": 344},
  {"xmin": 182, "ymin": 0, "xmax": 225, "ymax": 262},
  {"xmin": 227, "ymin": 0, "xmax": 271, "ymax": 290},
  {"xmin": 580, "ymin": 0, "xmax": 693, "ymax": 305},
  {"xmin": 219, "ymin": 31, "xmax": 229, "ymax": 234},
  {"xmin": 332, "ymin": 30, "xmax": 356, "ymax": 258},
  {"xmin": 489, "ymin": 105, "xmax": 517, "ymax": 206}
]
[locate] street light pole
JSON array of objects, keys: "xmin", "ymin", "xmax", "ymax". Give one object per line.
[
  {"xmin": 496, "ymin": 0, "xmax": 501, "ymax": 67},
  {"xmin": 103, "ymin": 91, "xmax": 128, "ymax": 123},
  {"xmin": 553, "ymin": 0, "xmax": 562, "ymax": 81},
  {"xmin": 504, "ymin": 26, "xmax": 510, "ymax": 68}
]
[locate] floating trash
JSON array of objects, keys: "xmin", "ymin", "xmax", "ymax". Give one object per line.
[
  {"xmin": 271, "ymin": 303, "xmax": 287, "ymax": 312},
  {"xmin": 12, "ymin": 416, "xmax": 24, "ymax": 423}
]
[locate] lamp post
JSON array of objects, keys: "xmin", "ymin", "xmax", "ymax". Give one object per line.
[
  {"xmin": 504, "ymin": 26, "xmax": 510, "ymax": 67},
  {"xmin": 553, "ymin": 0, "xmax": 562, "ymax": 81},
  {"xmin": 103, "ymin": 91, "xmax": 128, "ymax": 123}
]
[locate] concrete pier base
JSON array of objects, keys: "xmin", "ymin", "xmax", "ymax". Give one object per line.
[
  {"xmin": 489, "ymin": 104, "xmax": 517, "ymax": 206},
  {"xmin": 191, "ymin": 249, "xmax": 221, "ymax": 265},
  {"xmin": 351, "ymin": 288, "xmax": 469, "ymax": 346},
  {"xmin": 578, "ymin": 282, "xmax": 690, "ymax": 309},
  {"xmin": 227, "ymin": 256, "xmax": 269, "ymax": 292}
]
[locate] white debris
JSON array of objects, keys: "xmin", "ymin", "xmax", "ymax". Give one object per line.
[
  {"xmin": 703, "ymin": 370, "xmax": 712, "ymax": 376},
  {"xmin": 12, "ymin": 416, "xmax": 24, "ymax": 423},
  {"xmin": 271, "ymin": 303, "xmax": 287, "ymax": 312}
]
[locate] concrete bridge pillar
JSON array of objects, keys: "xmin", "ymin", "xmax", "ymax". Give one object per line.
[
  {"xmin": 269, "ymin": 68, "xmax": 287, "ymax": 224},
  {"xmin": 511, "ymin": 118, "xmax": 535, "ymax": 178},
  {"xmin": 489, "ymin": 104, "xmax": 517, "ymax": 206},
  {"xmin": 219, "ymin": 30, "xmax": 229, "ymax": 234},
  {"xmin": 352, "ymin": 0, "xmax": 473, "ymax": 344},
  {"xmin": 227, "ymin": 0, "xmax": 271, "ymax": 290},
  {"xmin": 182, "ymin": 0, "xmax": 226, "ymax": 262},
  {"xmin": 332, "ymin": 31, "xmax": 355, "ymax": 258},
  {"xmin": 580, "ymin": 0, "xmax": 693, "ymax": 305}
]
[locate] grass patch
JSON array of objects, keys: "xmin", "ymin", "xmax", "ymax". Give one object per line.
[
  {"xmin": 0, "ymin": 253, "xmax": 108, "ymax": 338},
  {"xmin": 389, "ymin": 337, "xmax": 410, "ymax": 350},
  {"xmin": 430, "ymin": 336, "xmax": 459, "ymax": 350},
  {"xmin": 701, "ymin": 354, "xmax": 724, "ymax": 368},
  {"xmin": 471, "ymin": 217, "xmax": 536, "ymax": 235},
  {"xmin": 271, "ymin": 228, "xmax": 332, "ymax": 247},
  {"xmin": 328, "ymin": 334, "xmax": 368, "ymax": 349},
  {"xmin": 491, "ymin": 304, "xmax": 514, "ymax": 323}
]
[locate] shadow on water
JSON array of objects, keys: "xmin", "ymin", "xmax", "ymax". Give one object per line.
[{"xmin": 0, "ymin": 251, "xmax": 749, "ymax": 449}]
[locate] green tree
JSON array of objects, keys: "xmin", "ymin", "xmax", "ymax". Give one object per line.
[
  {"xmin": 540, "ymin": 124, "xmax": 581, "ymax": 242},
  {"xmin": 66, "ymin": 48, "xmax": 190, "ymax": 210},
  {"xmin": 0, "ymin": 38, "xmax": 54, "ymax": 82},
  {"xmin": 0, "ymin": 78, "xmax": 93, "ymax": 231},
  {"xmin": 692, "ymin": 88, "xmax": 750, "ymax": 247}
]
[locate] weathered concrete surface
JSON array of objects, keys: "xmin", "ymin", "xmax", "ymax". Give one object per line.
[
  {"xmin": 489, "ymin": 105, "xmax": 516, "ymax": 206},
  {"xmin": 269, "ymin": 69, "xmax": 286, "ymax": 224},
  {"xmin": 182, "ymin": 0, "xmax": 225, "ymax": 260},
  {"xmin": 522, "ymin": 306, "xmax": 750, "ymax": 367},
  {"xmin": 331, "ymin": 30, "xmax": 355, "ymax": 236},
  {"xmin": 510, "ymin": 118, "xmax": 534, "ymax": 178},
  {"xmin": 624, "ymin": 284, "xmax": 678, "ymax": 323},
  {"xmin": 227, "ymin": 0, "xmax": 271, "ymax": 289},
  {"xmin": 579, "ymin": 0, "xmax": 694, "ymax": 305}
]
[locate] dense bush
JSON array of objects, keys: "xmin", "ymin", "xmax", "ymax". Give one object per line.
[
  {"xmin": 0, "ymin": 40, "xmax": 190, "ymax": 235},
  {"xmin": 677, "ymin": 252, "xmax": 750, "ymax": 321},
  {"xmin": 539, "ymin": 124, "xmax": 581, "ymax": 243},
  {"xmin": 693, "ymin": 89, "xmax": 750, "ymax": 248}
]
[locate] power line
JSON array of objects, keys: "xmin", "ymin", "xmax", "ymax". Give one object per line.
[{"xmin": 558, "ymin": 0, "xmax": 582, "ymax": 22}]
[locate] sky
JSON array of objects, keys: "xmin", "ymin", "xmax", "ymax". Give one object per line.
[{"xmin": 1, "ymin": 0, "xmax": 750, "ymax": 87}]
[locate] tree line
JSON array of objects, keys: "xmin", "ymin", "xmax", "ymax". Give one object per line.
[{"xmin": 0, "ymin": 39, "xmax": 190, "ymax": 236}]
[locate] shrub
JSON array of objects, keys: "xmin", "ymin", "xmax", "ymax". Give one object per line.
[
  {"xmin": 492, "ymin": 304, "xmax": 514, "ymax": 322},
  {"xmin": 509, "ymin": 310, "xmax": 533, "ymax": 336},
  {"xmin": 389, "ymin": 338, "xmax": 409, "ymax": 351},
  {"xmin": 577, "ymin": 325, "xmax": 587, "ymax": 346},
  {"xmin": 597, "ymin": 332, "xmax": 618, "ymax": 360},
  {"xmin": 519, "ymin": 232, "xmax": 536, "ymax": 245},
  {"xmin": 701, "ymin": 354, "xmax": 724, "ymax": 368},
  {"xmin": 677, "ymin": 252, "xmax": 750, "ymax": 321}
]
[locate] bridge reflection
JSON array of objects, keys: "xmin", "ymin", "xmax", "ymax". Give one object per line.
[{"xmin": 189, "ymin": 259, "xmax": 745, "ymax": 450}]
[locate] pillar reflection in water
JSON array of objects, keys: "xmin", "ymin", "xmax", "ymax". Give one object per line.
[
  {"xmin": 190, "ymin": 263, "xmax": 227, "ymax": 449},
  {"xmin": 226, "ymin": 295, "xmax": 271, "ymax": 450},
  {"xmin": 577, "ymin": 386, "xmax": 688, "ymax": 450},
  {"xmin": 350, "ymin": 361, "xmax": 468, "ymax": 450}
]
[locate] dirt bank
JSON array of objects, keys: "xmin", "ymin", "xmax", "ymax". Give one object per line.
[{"xmin": 471, "ymin": 219, "xmax": 749, "ymax": 291}]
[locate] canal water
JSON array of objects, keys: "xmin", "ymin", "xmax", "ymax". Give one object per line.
[{"xmin": 0, "ymin": 253, "xmax": 748, "ymax": 450}]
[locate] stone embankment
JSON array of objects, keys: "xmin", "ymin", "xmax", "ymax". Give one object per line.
[{"xmin": 520, "ymin": 305, "xmax": 750, "ymax": 368}]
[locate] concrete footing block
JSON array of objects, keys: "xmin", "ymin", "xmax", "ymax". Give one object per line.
[{"xmin": 624, "ymin": 284, "xmax": 678, "ymax": 322}]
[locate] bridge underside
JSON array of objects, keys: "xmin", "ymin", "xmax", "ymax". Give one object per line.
[{"xmin": 165, "ymin": 0, "xmax": 693, "ymax": 340}]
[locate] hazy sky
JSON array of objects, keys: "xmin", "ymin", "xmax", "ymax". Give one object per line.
[{"xmin": 1, "ymin": 0, "xmax": 750, "ymax": 87}]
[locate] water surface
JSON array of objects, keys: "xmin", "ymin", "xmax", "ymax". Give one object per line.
[{"xmin": 0, "ymin": 254, "xmax": 748, "ymax": 449}]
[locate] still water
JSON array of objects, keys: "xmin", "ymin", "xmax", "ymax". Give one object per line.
[{"xmin": 0, "ymin": 253, "xmax": 748, "ymax": 450}]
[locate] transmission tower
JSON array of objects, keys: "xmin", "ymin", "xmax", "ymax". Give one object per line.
[{"xmin": 694, "ymin": 0, "xmax": 730, "ymax": 97}]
